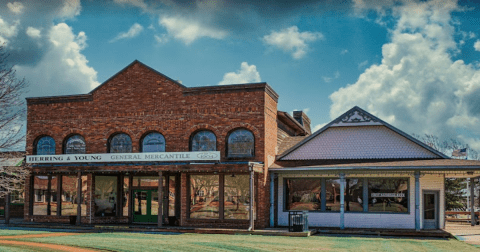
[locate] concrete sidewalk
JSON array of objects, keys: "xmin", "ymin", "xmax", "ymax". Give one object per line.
[{"xmin": 445, "ymin": 222, "xmax": 480, "ymax": 246}]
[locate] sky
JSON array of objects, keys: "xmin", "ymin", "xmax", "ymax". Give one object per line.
[{"xmin": 1, "ymin": 0, "xmax": 480, "ymax": 153}]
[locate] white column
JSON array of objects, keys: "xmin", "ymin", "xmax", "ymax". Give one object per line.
[
  {"xmin": 270, "ymin": 172, "xmax": 274, "ymax": 227},
  {"xmin": 415, "ymin": 171, "xmax": 420, "ymax": 231},
  {"xmin": 340, "ymin": 173, "xmax": 345, "ymax": 230}
]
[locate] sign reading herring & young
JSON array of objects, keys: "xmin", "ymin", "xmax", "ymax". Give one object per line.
[{"xmin": 26, "ymin": 151, "xmax": 220, "ymax": 164}]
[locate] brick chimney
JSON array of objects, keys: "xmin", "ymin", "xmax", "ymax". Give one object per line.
[{"xmin": 293, "ymin": 111, "xmax": 311, "ymax": 135}]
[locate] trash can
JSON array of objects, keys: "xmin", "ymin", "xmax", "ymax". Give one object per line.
[
  {"xmin": 288, "ymin": 211, "xmax": 309, "ymax": 232},
  {"xmin": 69, "ymin": 216, "xmax": 77, "ymax": 225}
]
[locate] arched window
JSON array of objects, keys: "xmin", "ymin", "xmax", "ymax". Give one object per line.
[
  {"xmin": 109, "ymin": 133, "xmax": 132, "ymax": 153},
  {"xmin": 64, "ymin": 135, "xmax": 86, "ymax": 154},
  {"xmin": 142, "ymin": 132, "xmax": 166, "ymax": 152},
  {"xmin": 227, "ymin": 129, "xmax": 254, "ymax": 158},
  {"xmin": 191, "ymin": 130, "xmax": 216, "ymax": 151},
  {"xmin": 36, "ymin": 136, "xmax": 55, "ymax": 155}
]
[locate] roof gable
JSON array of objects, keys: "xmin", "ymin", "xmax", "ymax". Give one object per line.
[
  {"xmin": 89, "ymin": 60, "xmax": 185, "ymax": 95},
  {"xmin": 278, "ymin": 106, "xmax": 448, "ymax": 160}
]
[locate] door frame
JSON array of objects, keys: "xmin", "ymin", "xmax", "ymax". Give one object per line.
[
  {"xmin": 132, "ymin": 188, "xmax": 158, "ymax": 223},
  {"xmin": 422, "ymin": 190, "xmax": 439, "ymax": 230}
]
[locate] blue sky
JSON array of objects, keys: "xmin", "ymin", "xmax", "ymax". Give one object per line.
[{"xmin": 2, "ymin": 0, "xmax": 480, "ymax": 152}]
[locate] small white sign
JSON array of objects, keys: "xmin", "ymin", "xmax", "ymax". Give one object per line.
[
  {"xmin": 26, "ymin": 151, "xmax": 220, "ymax": 164},
  {"xmin": 371, "ymin": 193, "xmax": 405, "ymax": 198}
]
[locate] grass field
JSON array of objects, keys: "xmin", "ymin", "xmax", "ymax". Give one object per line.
[{"xmin": 1, "ymin": 230, "xmax": 479, "ymax": 252}]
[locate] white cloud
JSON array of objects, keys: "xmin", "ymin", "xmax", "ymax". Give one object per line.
[
  {"xmin": 323, "ymin": 71, "xmax": 340, "ymax": 83},
  {"xmin": 341, "ymin": 49, "xmax": 349, "ymax": 55},
  {"xmin": 15, "ymin": 23, "xmax": 99, "ymax": 96},
  {"xmin": 263, "ymin": 26, "xmax": 323, "ymax": 60},
  {"xmin": 0, "ymin": 17, "xmax": 19, "ymax": 45},
  {"xmin": 154, "ymin": 34, "xmax": 169, "ymax": 44},
  {"xmin": 358, "ymin": 60, "xmax": 369, "ymax": 69},
  {"xmin": 113, "ymin": 0, "xmax": 148, "ymax": 11},
  {"xmin": 331, "ymin": 0, "xmax": 480, "ymax": 151},
  {"xmin": 312, "ymin": 123, "xmax": 327, "ymax": 132},
  {"xmin": 474, "ymin": 40, "xmax": 480, "ymax": 51},
  {"xmin": 218, "ymin": 62, "xmax": 261, "ymax": 85},
  {"xmin": 7, "ymin": 2, "xmax": 24, "ymax": 14},
  {"xmin": 58, "ymin": 0, "xmax": 81, "ymax": 18},
  {"xmin": 26, "ymin": 27, "xmax": 41, "ymax": 38},
  {"xmin": 110, "ymin": 23, "xmax": 144, "ymax": 43},
  {"xmin": 159, "ymin": 16, "xmax": 227, "ymax": 45}
]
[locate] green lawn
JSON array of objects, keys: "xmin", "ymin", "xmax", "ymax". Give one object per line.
[{"xmin": 2, "ymin": 231, "xmax": 479, "ymax": 252}]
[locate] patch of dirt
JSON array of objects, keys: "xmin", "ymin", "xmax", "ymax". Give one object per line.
[{"xmin": 0, "ymin": 232, "xmax": 101, "ymax": 252}]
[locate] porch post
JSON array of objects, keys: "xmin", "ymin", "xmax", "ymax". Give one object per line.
[
  {"xmin": 248, "ymin": 165, "xmax": 255, "ymax": 231},
  {"xmin": 340, "ymin": 173, "xmax": 345, "ymax": 230},
  {"xmin": 47, "ymin": 174, "xmax": 52, "ymax": 216},
  {"xmin": 76, "ymin": 172, "xmax": 82, "ymax": 225},
  {"xmin": 415, "ymin": 171, "xmax": 420, "ymax": 231},
  {"xmin": 158, "ymin": 171, "xmax": 163, "ymax": 228},
  {"xmin": 471, "ymin": 177, "xmax": 476, "ymax": 226},
  {"xmin": 270, "ymin": 172, "xmax": 274, "ymax": 228},
  {"xmin": 5, "ymin": 192, "xmax": 10, "ymax": 225}
]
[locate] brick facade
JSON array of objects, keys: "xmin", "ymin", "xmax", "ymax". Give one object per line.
[{"xmin": 25, "ymin": 60, "xmax": 284, "ymax": 229}]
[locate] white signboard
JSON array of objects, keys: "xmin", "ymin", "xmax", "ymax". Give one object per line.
[
  {"xmin": 371, "ymin": 193, "xmax": 405, "ymax": 198},
  {"xmin": 26, "ymin": 151, "xmax": 220, "ymax": 164}
]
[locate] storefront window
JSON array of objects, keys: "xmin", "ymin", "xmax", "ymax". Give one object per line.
[
  {"xmin": 61, "ymin": 176, "xmax": 77, "ymax": 216},
  {"xmin": 285, "ymin": 179, "xmax": 321, "ymax": 211},
  {"xmin": 123, "ymin": 177, "xmax": 129, "ymax": 217},
  {"xmin": 168, "ymin": 176, "xmax": 176, "ymax": 217},
  {"xmin": 33, "ymin": 176, "xmax": 48, "ymax": 215},
  {"xmin": 64, "ymin": 135, "xmax": 86, "ymax": 154},
  {"xmin": 224, "ymin": 175, "xmax": 250, "ymax": 219},
  {"xmin": 326, "ymin": 179, "xmax": 341, "ymax": 211},
  {"xmin": 189, "ymin": 175, "xmax": 219, "ymax": 219},
  {"xmin": 345, "ymin": 179, "xmax": 363, "ymax": 212},
  {"xmin": 51, "ymin": 176, "xmax": 58, "ymax": 215},
  {"xmin": 81, "ymin": 175, "xmax": 88, "ymax": 217},
  {"xmin": 142, "ymin": 132, "xmax": 166, "ymax": 152},
  {"xmin": 368, "ymin": 178, "xmax": 408, "ymax": 213},
  {"xmin": 191, "ymin": 131, "xmax": 216, "ymax": 151},
  {"xmin": 227, "ymin": 129, "xmax": 254, "ymax": 158},
  {"xmin": 94, "ymin": 176, "xmax": 117, "ymax": 217}
]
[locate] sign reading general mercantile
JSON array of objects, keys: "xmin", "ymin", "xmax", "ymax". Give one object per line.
[
  {"xmin": 371, "ymin": 193, "xmax": 405, "ymax": 198},
  {"xmin": 26, "ymin": 151, "xmax": 220, "ymax": 164}
]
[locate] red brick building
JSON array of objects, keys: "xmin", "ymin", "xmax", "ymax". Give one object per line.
[{"xmin": 24, "ymin": 60, "xmax": 309, "ymax": 228}]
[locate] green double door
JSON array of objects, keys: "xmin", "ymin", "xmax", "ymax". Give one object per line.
[{"xmin": 133, "ymin": 189, "xmax": 159, "ymax": 223}]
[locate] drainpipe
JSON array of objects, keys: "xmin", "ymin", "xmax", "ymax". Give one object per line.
[{"xmin": 248, "ymin": 163, "xmax": 255, "ymax": 231}]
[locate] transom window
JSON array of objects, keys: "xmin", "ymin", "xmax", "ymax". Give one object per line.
[
  {"xmin": 64, "ymin": 135, "xmax": 86, "ymax": 154},
  {"xmin": 142, "ymin": 132, "xmax": 166, "ymax": 152},
  {"xmin": 109, "ymin": 133, "xmax": 132, "ymax": 153},
  {"xmin": 191, "ymin": 131, "xmax": 216, "ymax": 151},
  {"xmin": 227, "ymin": 129, "xmax": 254, "ymax": 158},
  {"xmin": 36, "ymin": 136, "xmax": 55, "ymax": 155}
]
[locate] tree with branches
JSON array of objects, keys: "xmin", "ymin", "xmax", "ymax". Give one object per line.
[
  {"xmin": 413, "ymin": 133, "xmax": 480, "ymax": 210},
  {"xmin": 0, "ymin": 44, "xmax": 29, "ymax": 222}
]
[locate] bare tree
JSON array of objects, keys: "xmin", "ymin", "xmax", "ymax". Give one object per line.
[
  {"xmin": 0, "ymin": 44, "xmax": 29, "ymax": 222},
  {"xmin": 0, "ymin": 44, "xmax": 27, "ymax": 151}
]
